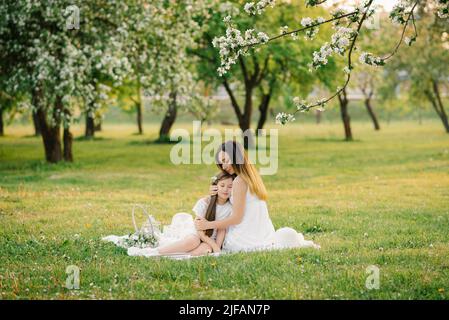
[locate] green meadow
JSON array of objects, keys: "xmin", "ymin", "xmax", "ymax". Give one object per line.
[{"xmin": 1, "ymin": 121, "xmax": 448, "ymax": 299}]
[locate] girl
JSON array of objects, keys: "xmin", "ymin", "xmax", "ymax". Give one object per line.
[{"xmin": 127, "ymin": 172, "xmax": 234, "ymax": 257}]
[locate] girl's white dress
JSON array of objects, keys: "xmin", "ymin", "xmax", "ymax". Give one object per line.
[{"xmin": 157, "ymin": 198, "xmax": 232, "ymax": 247}]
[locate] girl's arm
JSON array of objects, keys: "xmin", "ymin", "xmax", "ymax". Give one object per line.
[
  {"xmin": 195, "ymin": 177, "xmax": 247, "ymax": 231},
  {"xmin": 197, "ymin": 231, "xmax": 220, "ymax": 253},
  {"xmin": 215, "ymin": 229, "xmax": 226, "ymax": 249}
]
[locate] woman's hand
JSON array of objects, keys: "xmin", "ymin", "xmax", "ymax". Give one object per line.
[
  {"xmin": 209, "ymin": 185, "xmax": 218, "ymax": 196},
  {"xmin": 195, "ymin": 217, "xmax": 212, "ymax": 231}
]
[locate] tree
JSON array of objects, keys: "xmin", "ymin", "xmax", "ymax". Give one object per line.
[
  {"xmin": 386, "ymin": 6, "xmax": 449, "ymax": 133},
  {"xmin": 193, "ymin": 0, "xmax": 328, "ymax": 147},
  {"xmin": 0, "ymin": 0, "xmax": 131, "ymax": 162},
  {"xmin": 337, "ymin": 87, "xmax": 352, "ymax": 140},
  {"xmin": 353, "ymin": 67, "xmax": 381, "ymax": 130},
  {"xmin": 136, "ymin": 1, "xmax": 211, "ymax": 142},
  {"xmin": 212, "ymin": 0, "xmax": 448, "ymax": 125},
  {"xmin": 0, "ymin": 90, "xmax": 16, "ymax": 136}
]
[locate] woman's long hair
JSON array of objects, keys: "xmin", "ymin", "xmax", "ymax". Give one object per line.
[
  {"xmin": 204, "ymin": 171, "xmax": 234, "ymax": 237},
  {"xmin": 215, "ymin": 140, "xmax": 268, "ymax": 201}
]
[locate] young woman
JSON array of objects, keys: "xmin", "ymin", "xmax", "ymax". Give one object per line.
[
  {"xmin": 128, "ymin": 172, "xmax": 234, "ymax": 257},
  {"xmin": 194, "ymin": 140, "xmax": 320, "ymax": 252}
]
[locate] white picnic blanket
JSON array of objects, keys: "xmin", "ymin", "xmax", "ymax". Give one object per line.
[{"xmin": 102, "ymin": 211, "xmax": 320, "ymax": 259}]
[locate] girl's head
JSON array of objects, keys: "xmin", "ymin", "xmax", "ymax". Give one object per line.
[
  {"xmin": 203, "ymin": 172, "xmax": 234, "ymax": 237},
  {"xmin": 214, "ymin": 171, "xmax": 234, "ymax": 201},
  {"xmin": 215, "ymin": 140, "xmax": 267, "ymax": 201}
]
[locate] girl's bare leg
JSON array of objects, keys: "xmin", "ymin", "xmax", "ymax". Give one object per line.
[
  {"xmin": 158, "ymin": 235, "xmax": 201, "ymax": 255},
  {"xmin": 188, "ymin": 242, "xmax": 213, "ymax": 256}
]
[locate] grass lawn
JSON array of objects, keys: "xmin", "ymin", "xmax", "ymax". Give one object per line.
[{"xmin": 1, "ymin": 120, "xmax": 448, "ymax": 299}]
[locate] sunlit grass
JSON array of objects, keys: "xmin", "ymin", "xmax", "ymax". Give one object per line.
[{"xmin": 0, "ymin": 120, "xmax": 448, "ymax": 299}]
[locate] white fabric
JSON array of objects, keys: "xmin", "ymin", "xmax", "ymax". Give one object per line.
[
  {"xmin": 222, "ymin": 188, "xmax": 320, "ymax": 253},
  {"xmin": 274, "ymin": 227, "xmax": 320, "ymax": 249},
  {"xmin": 127, "ymin": 246, "xmax": 159, "ymax": 257},
  {"xmin": 157, "ymin": 212, "xmax": 197, "ymax": 247},
  {"xmin": 102, "ymin": 194, "xmax": 320, "ymax": 258},
  {"xmin": 223, "ymin": 189, "xmax": 276, "ymax": 252},
  {"xmin": 192, "ymin": 197, "xmax": 232, "ymax": 240}
]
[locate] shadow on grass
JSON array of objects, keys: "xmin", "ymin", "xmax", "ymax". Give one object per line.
[
  {"xmin": 0, "ymin": 158, "xmax": 82, "ymax": 173},
  {"xmin": 128, "ymin": 136, "xmax": 183, "ymax": 146},
  {"xmin": 21, "ymin": 134, "xmax": 41, "ymax": 139},
  {"xmin": 74, "ymin": 136, "xmax": 110, "ymax": 142},
  {"xmin": 303, "ymin": 137, "xmax": 362, "ymax": 143}
]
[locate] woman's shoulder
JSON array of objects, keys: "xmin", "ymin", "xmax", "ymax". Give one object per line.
[{"xmin": 233, "ymin": 175, "xmax": 248, "ymax": 189}]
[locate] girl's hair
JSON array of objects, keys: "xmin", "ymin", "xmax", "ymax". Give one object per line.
[
  {"xmin": 204, "ymin": 171, "xmax": 235, "ymax": 237},
  {"xmin": 215, "ymin": 140, "xmax": 268, "ymax": 201}
]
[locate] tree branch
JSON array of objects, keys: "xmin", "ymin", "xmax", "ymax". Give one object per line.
[
  {"xmin": 383, "ymin": 1, "xmax": 419, "ymax": 61},
  {"xmin": 250, "ymin": 55, "xmax": 260, "ymax": 84},
  {"xmin": 256, "ymin": 55, "xmax": 270, "ymax": 85},
  {"xmin": 239, "ymin": 56, "xmax": 250, "ymax": 84},
  {"xmin": 292, "ymin": 0, "xmax": 374, "ymax": 114},
  {"xmin": 241, "ymin": 10, "xmax": 359, "ymax": 50}
]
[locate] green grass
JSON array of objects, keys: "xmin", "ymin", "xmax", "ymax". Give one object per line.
[{"xmin": 1, "ymin": 121, "xmax": 449, "ymax": 299}]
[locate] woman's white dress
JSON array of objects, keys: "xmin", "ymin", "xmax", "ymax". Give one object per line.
[
  {"xmin": 222, "ymin": 189, "xmax": 276, "ymax": 252},
  {"xmin": 222, "ymin": 188, "xmax": 320, "ymax": 252}
]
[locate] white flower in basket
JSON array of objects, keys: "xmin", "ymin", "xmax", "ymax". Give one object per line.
[{"xmin": 123, "ymin": 204, "xmax": 161, "ymax": 249}]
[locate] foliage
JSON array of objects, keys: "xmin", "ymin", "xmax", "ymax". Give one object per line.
[{"xmin": 212, "ymin": 0, "xmax": 448, "ymax": 122}]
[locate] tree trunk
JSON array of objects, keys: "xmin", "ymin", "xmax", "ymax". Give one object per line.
[
  {"xmin": 32, "ymin": 110, "xmax": 41, "ymax": 136},
  {"xmin": 240, "ymin": 102, "xmax": 255, "ymax": 149},
  {"xmin": 240, "ymin": 85, "xmax": 256, "ymax": 149},
  {"xmin": 36, "ymin": 105, "xmax": 62, "ymax": 163},
  {"xmin": 31, "ymin": 89, "xmax": 63, "ymax": 163},
  {"xmin": 158, "ymin": 92, "xmax": 177, "ymax": 142},
  {"xmin": 256, "ymin": 90, "xmax": 272, "ymax": 134},
  {"xmin": 426, "ymin": 83, "xmax": 449, "ymax": 133},
  {"xmin": 0, "ymin": 106, "xmax": 4, "ymax": 136},
  {"xmin": 63, "ymin": 126, "xmax": 73, "ymax": 162},
  {"xmin": 222, "ymin": 79, "xmax": 255, "ymax": 149},
  {"xmin": 85, "ymin": 111, "xmax": 95, "ymax": 138},
  {"xmin": 136, "ymin": 82, "xmax": 143, "ymax": 135},
  {"xmin": 432, "ymin": 81, "xmax": 449, "ymax": 133},
  {"xmin": 136, "ymin": 101, "xmax": 143, "ymax": 135},
  {"xmin": 364, "ymin": 98, "xmax": 380, "ymax": 131},
  {"xmin": 241, "ymin": 121, "xmax": 255, "ymax": 150},
  {"xmin": 338, "ymin": 89, "xmax": 353, "ymax": 141}
]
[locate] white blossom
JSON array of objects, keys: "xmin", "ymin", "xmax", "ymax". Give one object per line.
[
  {"xmin": 276, "ymin": 112, "xmax": 295, "ymax": 125},
  {"xmin": 359, "ymin": 52, "xmax": 385, "ymax": 66},
  {"xmin": 244, "ymin": 0, "xmax": 276, "ymax": 15}
]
